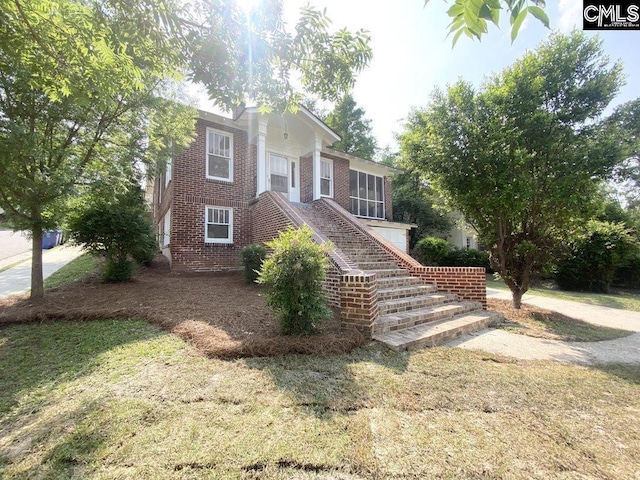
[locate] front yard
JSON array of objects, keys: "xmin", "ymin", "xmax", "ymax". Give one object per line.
[
  {"xmin": 1, "ymin": 319, "xmax": 639, "ymax": 479},
  {"xmin": 1, "ymin": 259, "xmax": 639, "ymax": 478}
]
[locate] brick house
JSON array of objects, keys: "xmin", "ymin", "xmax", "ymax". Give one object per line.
[{"xmin": 151, "ymin": 106, "xmax": 495, "ymax": 349}]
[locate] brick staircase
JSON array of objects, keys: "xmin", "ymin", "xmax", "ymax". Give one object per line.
[{"xmin": 294, "ymin": 202, "xmax": 500, "ymax": 351}]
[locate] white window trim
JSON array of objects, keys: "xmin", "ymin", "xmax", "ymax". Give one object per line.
[
  {"xmin": 320, "ymin": 158, "xmax": 333, "ymax": 198},
  {"xmin": 205, "ymin": 127, "xmax": 234, "ymax": 182},
  {"xmin": 162, "ymin": 209, "xmax": 171, "ymax": 247},
  {"xmin": 204, "ymin": 206, "xmax": 233, "ymax": 244},
  {"xmin": 349, "ymin": 168, "xmax": 385, "ymax": 220}
]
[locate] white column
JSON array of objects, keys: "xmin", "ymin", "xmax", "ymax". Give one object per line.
[
  {"xmin": 312, "ymin": 136, "xmax": 322, "ymax": 201},
  {"xmin": 256, "ymin": 119, "xmax": 268, "ymax": 196}
]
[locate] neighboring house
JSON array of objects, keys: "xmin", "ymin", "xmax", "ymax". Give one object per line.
[
  {"xmin": 150, "ymin": 105, "xmax": 494, "ymax": 349},
  {"xmin": 151, "ymin": 106, "xmax": 411, "ymax": 272}
]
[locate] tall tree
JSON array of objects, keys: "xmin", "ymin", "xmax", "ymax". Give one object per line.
[
  {"xmin": 324, "ymin": 94, "xmax": 377, "ymax": 159},
  {"xmin": 400, "ymin": 32, "xmax": 624, "ymax": 308},
  {"xmin": 608, "ymin": 98, "xmax": 640, "ymax": 209},
  {"xmin": 0, "ymin": 0, "xmax": 372, "ymax": 298}
]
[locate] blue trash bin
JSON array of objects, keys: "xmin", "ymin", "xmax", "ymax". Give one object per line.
[{"xmin": 42, "ymin": 231, "xmax": 57, "ymax": 249}]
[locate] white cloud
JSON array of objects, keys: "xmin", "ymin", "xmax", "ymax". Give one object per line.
[{"xmin": 558, "ymin": 0, "xmax": 582, "ymax": 32}]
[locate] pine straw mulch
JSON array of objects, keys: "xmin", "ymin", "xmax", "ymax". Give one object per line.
[{"xmin": 0, "ymin": 256, "xmax": 366, "ymax": 359}]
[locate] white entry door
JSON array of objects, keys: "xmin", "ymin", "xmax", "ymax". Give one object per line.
[{"xmin": 268, "ymin": 153, "xmax": 299, "ymax": 202}]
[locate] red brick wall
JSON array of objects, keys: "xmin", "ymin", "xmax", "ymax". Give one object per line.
[
  {"xmin": 300, "ymin": 155, "xmax": 313, "ymax": 204},
  {"xmin": 170, "ymin": 118, "xmax": 257, "ymax": 272},
  {"xmin": 384, "ymin": 177, "xmax": 393, "ymax": 221}
]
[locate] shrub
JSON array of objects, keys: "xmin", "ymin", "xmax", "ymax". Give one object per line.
[
  {"xmin": 614, "ymin": 252, "xmax": 640, "ymax": 289},
  {"xmin": 441, "ymin": 248, "xmax": 491, "ymax": 271},
  {"xmin": 67, "ymin": 185, "xmax": 157, "ymax": 282},
  {"xmin": 257, "ymin": 225, "xmax": 332, "ymax": 336},
  {"xmin": 414, "ymin": 236, "xmax": 450, "ymax": 265},
  {"xmin": 556, "ymin": 221, "xmax": 638, "ymax": 293},
  {"xmin": 103, "ymin": 257, "xmax": 135, "ymax": 282},
  {"xmin": 239, "ymin": 244, "xmax": 267, "ymax": 284}
]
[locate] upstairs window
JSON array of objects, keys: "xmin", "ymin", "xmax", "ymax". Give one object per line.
[
  {"xmin": 206, "ymin": 128, "xmax": 233, "ymax": 181},
  {"xmin": 349, "ymin": 170, "xmax": 384, "ymax": 219},
  {"xmin": 320, "ymin": 159, "xmax": 333, "ymax": 197},
  {"xmin": 205, "ymin": 206, "xmax": 233, "ymax": 244}
]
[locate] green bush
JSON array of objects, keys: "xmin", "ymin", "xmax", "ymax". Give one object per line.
[
  {"xmin": 257, "ymin": 225, "xmax": 332, "ymax": 336},
  {"xmin": 414, "ymin": 236, "xmax": 450, "ymax": 266},
  {"xmin": 103, "ymin": 257, "xmax": 135, "ymax": 282},
  {"xmin": 556, "ymin": 221, "xmax": 638, "ymax": 293},
  {"xmin": 239, "ymin": 244, "xmax": 267, "ymax": 284},
  {"xmin": 614, "ymin": 252, "xmax": 640, "ymax": 289},
  {"xmin": 441, "ymin": 248, "xmax": 491, "ymax": 271},
  {"xmin": 67, "ymin": 184, "xmax": 157, "ymax": 282}
]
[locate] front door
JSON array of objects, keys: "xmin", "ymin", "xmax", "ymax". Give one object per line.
[{"xmin": 268, "ymin": 153, "xmax": 299, "ymax": 202}]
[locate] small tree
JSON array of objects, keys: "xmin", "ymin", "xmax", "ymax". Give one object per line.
[
  {"xmin": 67, "ymin": 184, "xmax": 157, "ymax": 282},
  {"xmin": 239, "ymin": 244, "xmax": 267, "ymax": 284},
  {"xmin": 257, "ymin": 225, "xmax": 332, "ymax": 336}
]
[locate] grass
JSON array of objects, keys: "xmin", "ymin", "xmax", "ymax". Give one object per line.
[
  {"xmin": 1, "ymin": 320, "xmax": 639, "ymax": 478},
  {"xmin": 487, "ymin": 274, "xmax": 640, "ymax": 312},
  {"xmin": 490, "ymin": 299, "xmax": 632, "ymax": 342},
  {"xmin": 44, "ymin": 254, "xmax": 97, "ymax": 290}
]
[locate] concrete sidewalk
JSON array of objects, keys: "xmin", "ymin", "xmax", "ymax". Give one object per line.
[
  {"xmin": 0, "ymin": 245, "xmax": 84, "ymax": 299},
  {"xmin": 449, "ymin": 288, "xmax": 640, "ymax": 365}
]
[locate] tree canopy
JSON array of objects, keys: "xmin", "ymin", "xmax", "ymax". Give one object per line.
[
  {"xmin": 400, "ymin": 32, "xmax": 624, "ymax": 307},
  {"xmin": 0, "ymin": 0, "xmax": 373, "ymax": 297},
  {"xmin": 324, "ymin": 93, "xmax": 377, "ymax": 159}
]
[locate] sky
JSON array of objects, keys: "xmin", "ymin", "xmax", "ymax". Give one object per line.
[{"xmin": 275, "ymin": 0, "xmax": 640, "ymax": 150}]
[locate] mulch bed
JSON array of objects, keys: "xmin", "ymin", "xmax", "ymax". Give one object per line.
[{"xmin": 0, "ymin": 256, "xmax": 366, "ymax": 359}]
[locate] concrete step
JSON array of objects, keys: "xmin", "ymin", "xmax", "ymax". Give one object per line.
[
  {"xmin": 373, "ymin": 310, "xmax": 503, "ymax": 351},
  {"xmin": 374, "ymin": 301, "xmax": 480, "ymax": 334},
  {"xmin": 379, "ymin": 292, "xmax": 458, "ymax": 315},
  {"xmin": 378, "ymin": 284, "xmax": 438, "ymax": 301}
]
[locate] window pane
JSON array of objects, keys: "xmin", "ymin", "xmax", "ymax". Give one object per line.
[
  {"xmin": 321, "ymin": 160, "xmax": 331, "ymax": 179},
  {"xmin": 291, "ymin": 162, "xmax": 296, "ymax": 188},
  {"xmin": 270, "ymin": 155, "xmax": 287, "ymax": 174},
  {"xmin": 350, "ymin": 198, "xmax": 358, "ymax": 215},
  {"xmin": 359, "ymin": 172, "xmax": 366, "ymax": 199},
  {"xmin": 209, "ymin": 155, "xmax": 230, "ymax": 178},
  {"xmin": 367, "ymin": 174, "xmax": 375, "ymax": 200},
  {"xmin": 271, "ymin": 174, "xmax": 288, "ymax": 193},
  {"xmin": 376, "ymin": 176, "xmax": 383, "ymax": 201},
  {"xmin": 359, "ymin": 199, "xmax": 367, "ymax": 216},
  {"xmin": 349, "ymin": 170, "xmax": 358, "ymax": 197},
  {"xmin": 377, "ymin": 202, "xmax": 384, "ymax": 219},
  {"xmin": 207, "ymin": 209, "xmax": 213, "ymax": 223},
  {"xmin": 208, "ymin": 224, "xmax": 229, "ymax": 239},
  {"xmin": 321, "ymin": 178, "xmax": 330, "ymax": 196},
  {"xmin": 368, "ymin": 201, "xmax": 376, "ymax": 218}
]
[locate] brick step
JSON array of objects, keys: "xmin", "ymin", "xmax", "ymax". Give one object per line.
[
  {"xmin": 376, "ymin": 276, "xmax": 427, "ymax": 289},
  {"xmin": 356, "ymin": 261, "xmax": 400, "ymax": 270},
  {"xmin": 373, "ymin": 310, "xmax": 502, "ymax": 351},
  {"xmin": 379, "ymin": 292, "xmax": 458, "ymax": 315},
  {"xmin": 373, "ymin": 301, "xmax": 482, "ymax": 335},
  {"xmin": 366, "ymin": 268, "xmax": 411, "ymax": 278},
  {"xmin": 378, "ymin": 284, "xmax": 438, "ymax": 301}
]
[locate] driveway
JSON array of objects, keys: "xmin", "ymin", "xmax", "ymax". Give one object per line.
[{"xmin": 449, "ymin": 288, "xmax": 640, "ymax": 365}]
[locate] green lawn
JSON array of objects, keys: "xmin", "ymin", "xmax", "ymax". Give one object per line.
[
  {"xmin": 44, "ymin": 254, "xmax": 97, "ymax": 290},
  {"xmin": 487, "ymin": 275, "xmax": 640, "ymax": 312},
  {"xmin": 1, "ymin": 320, "xmax": 639, "ymax": 478}
]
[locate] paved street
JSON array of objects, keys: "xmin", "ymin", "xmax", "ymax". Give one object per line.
[{"xmin": 0, "ymin": 228, "xmax": 31, "ymax": 262}]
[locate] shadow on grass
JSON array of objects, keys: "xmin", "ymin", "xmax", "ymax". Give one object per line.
[
  {"xmin": 0, "ymin": 319, "xmax": 161, "ymax": 420},
  {"xmin": 594, "ymin": 363, "xmax": 640, "ymax": 386},
  {"xmin": 244, "ymin": 344, "xmax": 410, "ymax": 419}
]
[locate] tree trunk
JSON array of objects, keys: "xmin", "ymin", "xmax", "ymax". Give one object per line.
[
  {"xmin": 31, "ymin": 227, "xmax": 44, "ymax": 299},
  {"xmin": 511, "ymin": 288, "xmax": 523, "ymax": 309}
]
